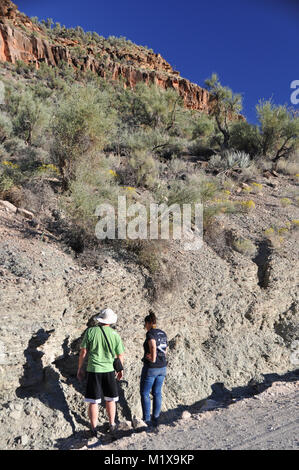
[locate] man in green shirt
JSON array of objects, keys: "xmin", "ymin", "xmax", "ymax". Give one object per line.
[{"xmin": 77, "ymin": 308, "xmax": 124, "ymax": 437}]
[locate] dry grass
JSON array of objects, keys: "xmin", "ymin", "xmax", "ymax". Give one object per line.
[{"xmin": 276, "ymin": 153, "xmax": 299, "ymax": 176}]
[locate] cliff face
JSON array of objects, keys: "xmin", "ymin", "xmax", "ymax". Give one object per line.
[{"xmin": 0, "ymin": 0, "xmax": 212, "ymax": 111}]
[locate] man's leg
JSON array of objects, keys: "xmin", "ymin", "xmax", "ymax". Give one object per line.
[
  {"xmin": 105, "ymin": 399, "xmax": 116, "ymax": 425},
  {"xmin": 88, "ymin": 403, "xmax": 98, "ymax": 431},
  {"xmin": 103, "ymin": 372, "xmax": 119, "ymax": 429}
]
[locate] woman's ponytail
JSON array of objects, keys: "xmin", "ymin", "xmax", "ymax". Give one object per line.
[{"xmin": 144, "ymin": 310, "xmax": 157, "ymax": 325}]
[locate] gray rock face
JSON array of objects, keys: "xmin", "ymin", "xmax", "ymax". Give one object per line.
[{"xmin": 0, "ymin": 179, "xmax": 298, "ymax": 449}]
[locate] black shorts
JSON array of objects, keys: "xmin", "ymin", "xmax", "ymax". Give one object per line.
[{"xmin": 85, "ymin": 371, "xmax": 119, "ymax": 404}]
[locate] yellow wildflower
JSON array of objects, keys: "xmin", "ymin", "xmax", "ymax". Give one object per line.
[
  {"xmin": 38, "ymin": 164, "xmax": 59, "ymax": 174},
  {"xmin": 109, "ymin": 169, "xmax": 117, "ymax": 178},
  {"xmin": 2, "ymin": 160, "xmax": 19, "ymax": 169},
  {"xmin": 277, "ymin": 227, "xmax": 289, "ymax": 234},
  {"xmin": 241, "ymin": 200, "xmax": 255, "ymax": 211},
  {"xmin": 280, "ymin": 198, "xmax": 292, "ymax": 207}
]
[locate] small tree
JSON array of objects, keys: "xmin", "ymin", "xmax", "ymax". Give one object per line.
[
  {"xmin": 204, "ymin": 73, "xmax": 243, "ymax": 150},
  {"xmin": 51, "ymin": 85, "xmax": 116, "ymax": 188},
  {"xmin": 229, "ymin": 121, "xmax": 261, "ymax": 157},
  {"xmin": 0, "ymin": 112, "xmax": 12, "ymax": 144},
  {"xmin": 256, "ymin": 100, "xmax": 299, "ymax": 163},
  {"xmin": 12, "ymin": 91, "xmax": 48, "ymax": 145}
]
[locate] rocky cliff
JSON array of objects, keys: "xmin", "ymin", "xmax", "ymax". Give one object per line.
[
  {"xmin": 0, "ymin": 0, "xmax": 212, "ymax": 111},
  {"xmin": 0, "ymin": 171, "xmax": 298, "ymax": 449}
]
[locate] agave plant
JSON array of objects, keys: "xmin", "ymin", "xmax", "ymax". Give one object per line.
[{"xmin": 209, "ymin": 150, "xmax": 251, "ymax": 170}]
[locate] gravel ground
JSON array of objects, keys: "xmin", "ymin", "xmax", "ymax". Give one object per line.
[{"xmin": 79, "ymin": 379, "xmax": 298, "ymax": 451}]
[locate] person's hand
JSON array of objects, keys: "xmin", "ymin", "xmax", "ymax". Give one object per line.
[
  {"xmin": 116, "ymin": 370, "xmax": 123, "ymax": 381},
  {"xmin": 77, "ymin": 368, "xmax": 85, "ymax": 382},
  {"xmin": 146, "ymin": 353, "xmax": 153, "ymax": 362}
]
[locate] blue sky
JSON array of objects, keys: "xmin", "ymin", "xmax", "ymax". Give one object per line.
[{"xmin": 17, "ymin": 0, "xmax": 298, "ymax": 123}]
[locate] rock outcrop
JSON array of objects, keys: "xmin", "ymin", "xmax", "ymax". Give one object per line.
[
  {"xmin": 0, "ymin": 172, "xmax": 298, "ymax": 449},
  {"xmin": 0, "ymin": 0, "xmax": 212, "ymax": 111}
]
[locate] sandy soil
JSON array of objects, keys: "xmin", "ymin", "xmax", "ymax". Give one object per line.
[{"xmin": 80, "ymin": 379, "xmax": 298, "ymax": 451}]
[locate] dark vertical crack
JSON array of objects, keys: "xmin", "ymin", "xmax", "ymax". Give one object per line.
[{"xmin": 253, "ymin": 240, "xmax": 272, "ymax": 288}]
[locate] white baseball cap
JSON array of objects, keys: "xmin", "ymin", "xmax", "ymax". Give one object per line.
[{"xmin": 95, "ymin": 308, "xmax": 117, "ymax": 325}]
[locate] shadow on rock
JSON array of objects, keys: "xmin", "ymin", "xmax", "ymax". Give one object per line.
[
  {"xmin": 152, "ymin": 368, "xmax": 299, "ymax": 428},
  {"xmin": 16, "ymin": 328, "xmax": 77, "ymax": 434},
  {"xmin": 52, "ymin": 368, "xmax": 299, "ymax": 449}
]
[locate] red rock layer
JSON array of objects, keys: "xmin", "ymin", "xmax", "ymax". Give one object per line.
[{"xmin": 0, "ymin": 1, "xmax": 213, "ymax": 111}]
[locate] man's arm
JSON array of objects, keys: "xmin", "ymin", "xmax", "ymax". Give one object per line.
[
  {"xmin": 115, "ymin": 353, "xmax": 124, "ymax": 380},
  {"xmin": 77, "ymin": 348, "xmax": 87, "ymax": 381}
]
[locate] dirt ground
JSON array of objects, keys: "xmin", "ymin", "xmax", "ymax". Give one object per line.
[{"xmin": 76, "ymin": 379, "xmax": 298, "ymax": 451}]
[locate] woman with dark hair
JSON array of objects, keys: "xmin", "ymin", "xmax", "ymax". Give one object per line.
[{"xmin": 140, "ymin": 311, "xmax": 168, "ymax": 427}]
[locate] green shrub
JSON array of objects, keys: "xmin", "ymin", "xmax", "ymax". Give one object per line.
[
  {"xmin": 204, "ymin": 73, "xmax": 243, "ymax": 150},
  {"xmin": 0, "ymin": 113, "xmax": 12, "ymax": 143},
  {"xmin": 232, "ymin": 237, "xmax": 257, "ymax": 256},
  {"xmin": 65, "ymin": 153, "xmax": 121, "ymax": 233},
  {"xmin": 276, "ymin": 154, "xmax": 299, "ymax": 176},
  {"xmin": 229, "ymin": 121, "xmax": 261, "ymax": 157},
  {"xmin": 11, "ymin": 90, "xmax": 49, "ymax": 145},
  {"xmin": 0, "ymin": 171, "xmax": 14, "ymax": 194},
  {"xmin": 128, "ymin": 150, "xmax": 159, "ymax": 189},
  {"xmin": 51, "ymin": 84, "xmax": 116, "ymax": 186},
  {"xmin": 257, "ymin": 100, "xmax": 299, "ymax": 162}
]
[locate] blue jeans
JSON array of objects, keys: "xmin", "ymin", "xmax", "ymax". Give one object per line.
[{"xmin": 140, "ymin": 366, "xmax": 167, "ymax": 422}]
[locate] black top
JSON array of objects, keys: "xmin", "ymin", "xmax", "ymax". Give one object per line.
[{"xmin": 142, "ymin": 328, "xmax": 168, "ymax": 368}]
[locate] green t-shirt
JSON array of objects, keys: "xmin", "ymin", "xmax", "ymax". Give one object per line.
[{"xmin": 80, "ymin": 326, "xmax": 125, "ymax": 373}]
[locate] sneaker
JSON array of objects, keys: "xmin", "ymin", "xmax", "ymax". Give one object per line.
[
  {"xmin": 90, "ymin": 427, "xmax": 99, "ymax": 439},
  {"xmin": 152, "ymin": 416, "xmax": 160, "ymax": 428},
  {"xmin": 109, "ymin": 423, "xmax": 117, "ymax": 434}
]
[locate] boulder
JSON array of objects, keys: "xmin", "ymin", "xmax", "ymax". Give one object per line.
[{"xmin": 0, "ymin": 200, "xmax": 17, "ymax": 213}]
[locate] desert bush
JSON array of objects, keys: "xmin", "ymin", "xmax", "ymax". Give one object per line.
[
  {"xmin": 232, "ymin": 237, "xmax": 257, "ymax": 256},
  {"xmin": 256, "ymin": 100, "xmax": 299, "ymax": 162},
  {"xmin": 167, "ymin": 156, "xmax": 187, "ymax": 177},
  {"xmin": 0, "ymin": 171, "xmax": 14, "ymax": 194},
  {"xmin": 280, "ymin": 197, "xmax": 292, "ymax": 207},
  {"xmin": 204, "ymin": 73, "xmax": 243, "ymax": 150},
  {"xmin": 51, "ymin": 84, "xmax": 116, "ymax": 187},
  {"xmin": 64, "ymin": 153, "xmax": 121, "ymax": 234},
  {"xmin": 263, "ymin": 227, "xmax": 284, "ymax": 249},
  {"xmin": 276, "ymin": 153, "xmax": 299, "ymax": 176},
  {"xmin": 156, "ymin": 174, "xmax": 219, "ymax": 208},
  {"xmin": 128, "ymin": 150, "xmax": 159, "ymax": 189},
  {"xmin": 125, "ymin": 239, "xmax": 161, "ymax": 274},
  {"xmin": 11, "ymin": 90, "xmax": 49, "ymax": 145},
  {"xmin": 238, "ymin": 199, "xmax": 256, "ymax": 212},
  {"xmin": 250, "ymin": 182, "xmax": 263, "ymax": 194},
  {"xmin": 0, "ymin": 159, "xmax": 23, "ymax": 195},
  {"xmin": 15, "ymin": 60, "xmax": 31, "ymax": 76},
  {"xmin": 115, "ymin": 83, "xmax": 183, "ymax": 131},
  {"xmin": 36, "ymin": 62, "xmax": 56, "ymax": 82},
  {"xmin": 0, "ymin": 113, "xmax": 12, "ymax": 143},
  {"xmin": 191, "ymin": 113, "xmax": 215, "ymax": 143},
  {"xmin": 229, "ymin": 121, "xmax": 261, "ymax": 157}
]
